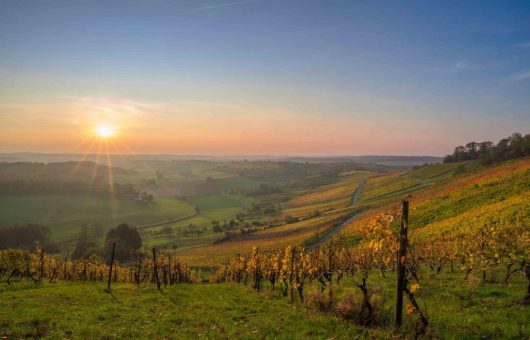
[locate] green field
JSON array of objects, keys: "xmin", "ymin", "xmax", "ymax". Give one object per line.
[
  {"xmin": 216, "ymin": 176, "xmax": 264, "ymax": 191},
  {"xmin": 190, "ymin": 195, "xmax": 250, "ymax": 220},
  {"xmin": 137, "ymin": 194, "xmax": 253, "ymax": 251},
  {"xmin": 1, "ymin": 272, "xmax": 528, "ymax": 339},
  {"xmin": 407, "ymin": 162, "xmax": 466, "ymax": 181},
  {"xmin": 0, "ymin": 282, "xmax": 376, "ymax": 339},
  {"xmin": 0, "ymin": 195, "xmax": 196, "ymax": 240}
]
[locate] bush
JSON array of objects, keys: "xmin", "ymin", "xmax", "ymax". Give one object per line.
[
  {"xmin": 336, "ymin": 292, "xmax": 386, "ymax": 326},
  {"xmin": 158, "ymin": 225, "xmax": 173, "ymax": 235},
  {"xmin": 306, "ymin": 289, "xmax": 334, "ymax": 313},
  {"xmin": 284, "ymin": 215, "xmax": 300, "ymax": 224}
]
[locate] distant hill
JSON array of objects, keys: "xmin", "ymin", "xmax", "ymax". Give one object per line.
[
  {"xmin": 0, "ymin": 161, "xmax": 136, "ymax": 182},
  {"xmin": 0, "ymin": 153, "xmax": 442, "ymax": 168},
  {"xmin": 281, "ymin": 155, "xmax": 442, "ymax": 168}
]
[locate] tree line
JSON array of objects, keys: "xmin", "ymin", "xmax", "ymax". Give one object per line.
[
  {"xmin": 0, "ymin": 179, "xmax": 143, "ymax": 198},
  {"xmin": 1, "ymin": 222, "xmax": 144, "ymax": 264},
  {"xmin": 443, "ymin": 132, "xmax": 530, "ymax": 164}
]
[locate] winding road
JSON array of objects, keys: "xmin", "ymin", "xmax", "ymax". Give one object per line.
[{"xmin": 306, "ymin": 180, "xmax": 367, "ymax": 250}]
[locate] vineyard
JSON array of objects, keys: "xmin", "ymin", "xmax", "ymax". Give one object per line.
[
  {"xmin": 0, "ymin": 245, "xmax": 198, "ymax": 287},
  {"xmin": 1, "ymin": 202, "xmax": 528, "ymax": 338},
  {"xmin": 210, "ymin": 206, "xmax": 530, "ymax": 334}
]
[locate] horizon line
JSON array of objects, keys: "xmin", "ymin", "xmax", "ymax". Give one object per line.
[{"xmin": 0, "ymin": 151, "xmax": 445, "ymax": 158}]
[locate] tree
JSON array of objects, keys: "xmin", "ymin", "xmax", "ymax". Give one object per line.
[
  {"xmin": 0, "ymin": 224, "xmax": 59, "ymax": 252},
  {"xmin": 73, "ymin": 225, "xmax": 88, "ymax": 258},
  {"xmin": 104, "ymin": 224, "xmax": 142, "ymax": 262},
  {"xmin": 465, "ymin": 142, "xmax": 479, "ymax": 159},
  {"xmin": 443, "ymin": 132, "xmax": 529, "ymax": 165},
  {"xmin": 478, "ymin": 141, "xmax": 494, "ymax": 154}
]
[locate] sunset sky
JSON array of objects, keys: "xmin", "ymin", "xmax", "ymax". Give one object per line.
[{"xmin": 1, "ymin": 0, "xmax": 529, "ymax": 156}]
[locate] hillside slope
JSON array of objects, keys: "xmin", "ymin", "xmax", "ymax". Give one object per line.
[{"xmin": 340, "ymin": 157, "xmax": 530, "ymax": 240}]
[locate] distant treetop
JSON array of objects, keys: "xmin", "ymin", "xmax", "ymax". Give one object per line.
[{"xmin": 443, "ymin": 133, "xmax": 530, "ymax": 165}]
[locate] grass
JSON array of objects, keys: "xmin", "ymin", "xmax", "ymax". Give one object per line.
[
  {"xmin": 1, "ymin": 269, "xmax": 528, "ymax": 339},
  {"xmin": 407, "ymin": 162, "xmax": 466, "ymax": 181},
  {"xmin": 359, "ymin": 173, "xmax": 425, "ymax": 204},
  {"xmin": 0, "ymin": 281, "xmax": 381, "ymax": 339},
  {"xmin": 190, "ymin": 195, "xmax": 248, "ymax": 220},
  {"xmin": 0, "ymin": 195, "xmax": 197, "ymax": 240},
  {"xmin": 216, "ymin": 176, "xmax": 264, "ymax": 191}
]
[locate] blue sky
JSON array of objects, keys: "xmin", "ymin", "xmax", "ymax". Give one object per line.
[{"xmin": 0, "ymin": 0, "xmax": 529, "ymax": 155}]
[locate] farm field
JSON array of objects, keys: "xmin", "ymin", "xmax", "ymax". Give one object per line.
[
  {"xmin": 215, "ymin": 176, "xmax": 264, "ymax": 192},
  {"xmin": 189, "ymin": 194, "xmax": 251, "ymax": 220},
  {"xmin": 138, "ymin": 194, "xmax": 252, "ymax": 251},
  {"xmin": 282, "ymin": 172, "xmax": 367, "ymax": 218},
  {"xmin": 174, "ymin": 172, "xmax": 367, "ymax": 266},
  {"xmin": 0, "ymin": 195, "xmax": 196, "ymax": 240}
]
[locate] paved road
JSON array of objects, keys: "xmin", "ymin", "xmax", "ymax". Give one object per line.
[{"xmin": 306, "ymin": 180, "xmax": 366, "ymax": 250}]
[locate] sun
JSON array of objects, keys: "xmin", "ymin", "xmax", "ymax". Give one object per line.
[{"xmin": 95, "ymin": 125, "xmax": 116, "ymax": 139}]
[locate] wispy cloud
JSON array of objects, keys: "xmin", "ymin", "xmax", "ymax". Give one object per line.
[
  {"xmin": 508, "ymin": 71, "xmax": 530, "ymax": 83},
  {"xmin": 514, "ymin": 41, "xmax": 530, "ymax": 48},
  {"xmin": 455, "ymin": 61, "xmax": 471, "ymax": 70},
  {"xmin": 183, "ymin": 0, "xmax": 258, "ymax": 14},
  {"xmin": 430, "ymin": 60, "xmax": 474, "ymax": 73}
]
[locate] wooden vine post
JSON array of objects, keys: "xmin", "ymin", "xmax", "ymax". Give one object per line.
[
  {"xmin": 136, "ymin": 253, "xmax": 142, "ymax": 285},
  {"xmin": 395, "ymin": 200, "xmax": 409, "ymax": 327},
  {"xmin": 152, "ymin": 248, "xmax": 161, "ymax": 290},
  {"xmin": 39, "ymin": 248, "xmax": 45, "ymax": 280},
  {"xmin": 107, "ymin": 242, "xmax": 116, "ymax": 291}
]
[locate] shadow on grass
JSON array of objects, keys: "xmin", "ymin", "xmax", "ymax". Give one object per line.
[{"xmin": 103, "ymin": 288, "xmax": 120, "ymax": 302}]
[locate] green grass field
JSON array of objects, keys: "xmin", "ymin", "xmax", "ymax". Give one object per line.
[
  {"xmin": 138, "ymin": 194, "xmax": 253, "ymax": 251},
  {"xmin": 0, "ymin": 195, "xmax": 196, "ymax": 240},
  {"xmin": 1, "ymin": 270, "xmax": 528, "ymax": 339},
  {"xmin": 0, "ymin": 282, "xmax": 379, "ymax": 339},
  {"xmin": 407, "ymin": 162, "xmax": 466, "ymax": 181},
  {"xmin": 189, "ymin": 195, "xmax": 250, "ymax": 221},
  {"xmin": 216, "ymin": 176, "xmax": 264, "ymax": 191}
]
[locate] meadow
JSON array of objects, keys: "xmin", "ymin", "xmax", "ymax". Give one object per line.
[
  {"xmin": 1, "ymin": 271, "xmax": 527, "ymax": 339},
  {"xmin": 0, "ymin": 195, "xmax": 196, "ymax": 240}
]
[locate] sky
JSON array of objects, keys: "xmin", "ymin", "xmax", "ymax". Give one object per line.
[{"xmin": 0, "ymin": 0, "xmax": 529, "ymax": 156}]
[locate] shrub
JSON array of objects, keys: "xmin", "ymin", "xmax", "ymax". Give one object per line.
[
  {"xmin": 159, "ymin": 225, "xmax": 173, "ymax": 235},
  {"xmin": 306, "ymin": 289, "xmax": 334, "ymax": 313},
  {"xmin": 336, "ymin": 292, "xmax": 386, "ymax": 327},
  {"xmin": 284, "ymin": 215, "xmax": 300, "ymax": 224}
]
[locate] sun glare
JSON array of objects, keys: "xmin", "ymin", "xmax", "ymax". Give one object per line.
[{"xmin": 95, "ymin": 125, "xmax": 116, "ymax": 139}]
